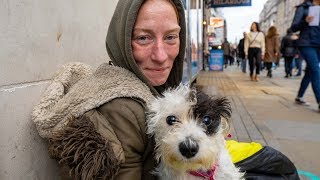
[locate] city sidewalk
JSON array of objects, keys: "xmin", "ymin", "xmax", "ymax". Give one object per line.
[{"xmin": 196, "ymin": 64, "xmax": 320, "ymax": 179}]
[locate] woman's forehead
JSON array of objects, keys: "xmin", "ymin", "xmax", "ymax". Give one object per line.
[{"xmin": 137, "ymin": 0, "xmax": 179, "ymax": 22}]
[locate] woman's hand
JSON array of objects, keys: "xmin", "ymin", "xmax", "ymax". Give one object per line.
[
  {"xmin": 306, "ymin": 16, "xmax": 314, "ymax": 23},
  {"xmin": 261, "ymin": 54, "xmax": 265, "ymax": 60}
]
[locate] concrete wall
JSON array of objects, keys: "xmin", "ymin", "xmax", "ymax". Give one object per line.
[{"xmin": 0, "ymin": 0, "xmax": 118, "ymax": 179}]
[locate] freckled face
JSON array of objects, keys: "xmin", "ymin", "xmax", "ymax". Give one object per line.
[{"xmin": 132, "ymin": 0, "xmax": 180, "ymax": 86}]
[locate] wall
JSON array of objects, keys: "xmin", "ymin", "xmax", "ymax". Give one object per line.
[{"xmin": 0, "ymin": 0, "xmax": 118, "ymax": 179}]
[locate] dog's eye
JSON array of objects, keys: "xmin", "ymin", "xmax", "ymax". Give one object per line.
[
  {"xmin": 166, "ymin": 115, "xmax": 178, "ymax": 125},
  {"xmin": 202, "ymin": 115, "xmax": 212, "ymax": 126}
]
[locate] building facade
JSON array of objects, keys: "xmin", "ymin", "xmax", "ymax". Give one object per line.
[{"xmin": 259, "ymin": 0, "xmax": 304, "ymax": 38}]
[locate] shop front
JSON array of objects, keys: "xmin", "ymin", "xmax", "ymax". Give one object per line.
[{"xmin": 182, "ymin": 0, "xmax": 204, "ymax": 84}]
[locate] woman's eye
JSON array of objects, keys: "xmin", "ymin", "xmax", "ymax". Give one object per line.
[
  {"xmin": 202, "ymin": 115, "xmax": 212, "ymax": 126},
  {"xmin": 134, "ymin": 35, "xmax": 153, "ymax": 45},
  {"xmin": 165, "ymin": 35, "xmax": 179, "ymax": 44},
  {"xmin": 166, "ymin": 115, "xmax": 178, "ymax": 125}
]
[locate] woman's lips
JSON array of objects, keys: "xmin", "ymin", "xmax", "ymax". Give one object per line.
[{"xmin": 146, "ymin": 67, "xmax": 168, "ymax": 72}]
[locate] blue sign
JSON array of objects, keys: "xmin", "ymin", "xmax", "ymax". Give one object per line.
[
  {"xmin": 211, "ymin": 0, "xmax": 251, "ymax": 8},
  {"xmin": 209, "ymin": 49, "xmax": 224, "ymax": 71}
]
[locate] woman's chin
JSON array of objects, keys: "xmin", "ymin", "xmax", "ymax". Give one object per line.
[{"xmin": 149, "ymin": 78, "xmax": 168, "ymax": 86}]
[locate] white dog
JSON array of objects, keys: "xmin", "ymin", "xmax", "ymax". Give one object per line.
[{"xmin": 147, "ymin": 85, "xmax": 243, "ymax": 180}]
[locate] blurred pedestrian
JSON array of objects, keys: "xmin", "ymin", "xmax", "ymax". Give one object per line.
[
  {"xmin": 222, "ymin": 38, "xmax": 231, "ymax": 68},
  {"xmin": 238, "ymin": 32, "xmax": 247, "ymax": 73},
  {"xmin": 291, "ymin": 0, "xmax": 320, "ymax": 112},
  {"xmin": 293, "ymin": 51, "xmax": 303, "ymax": 76},
  {"xmin": 264, "ymin": 26, "xmax": 280, "ymax": 78},
  {"xmin": 245, "ymin": 22, "xmax": 266, "ymax": 81},
  {"xmin": 280, "ymin": 28, "xmax": 298, "ymax": 78},
  {"xmin": 230, "ymin": 46, "xmax": 237, "ymax": 66}
]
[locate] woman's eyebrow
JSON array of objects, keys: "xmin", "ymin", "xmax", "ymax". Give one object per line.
[{"xmin": 133, "ymin": 27, "xmax": 181, "ymax": 34}]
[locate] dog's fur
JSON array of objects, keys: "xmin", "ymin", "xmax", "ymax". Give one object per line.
[{"xmin": 147, "ymin": 85, "xmax": 243, "ymax": 180}]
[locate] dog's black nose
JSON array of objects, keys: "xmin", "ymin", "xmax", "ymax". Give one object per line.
[{"xmin": 179, "ymin": 138, "xmax": 199, "ymax": 159}]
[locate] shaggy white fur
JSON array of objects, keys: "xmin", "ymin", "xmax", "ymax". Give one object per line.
[{"xmin": 147, "ymin": 84, "xmax": 243, "ymax": 180}]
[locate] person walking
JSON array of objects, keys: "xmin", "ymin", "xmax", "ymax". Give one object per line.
[
  {"xmin": 238, "ymin": 32, "xmax": 247, "ymax": 73},
  {"xmin": 280, "ymin": 28, "xmax": 298, "ymax": 78},
  {"xmin": 31, "ymin": 0, "xmax": 187, "ymax": 179},
  {"xmin": 222, "ymin": 38, "xmax": 231, "ymax": 68},
  {"xmin": 245, "ymin": 22, "xmax": 266, "ymax": 81},
  {"xmin": 264, "ymin": 26, "xmax": 280, "ymax": 78},
  {"xmin": 291, "ymin": 0, "xmax": 320, "ymax": 111}
]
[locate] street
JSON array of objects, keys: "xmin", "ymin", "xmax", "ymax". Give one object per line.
[{"xmin": 196, "ymin": 63, "xmax": 320, "ymax": 179}]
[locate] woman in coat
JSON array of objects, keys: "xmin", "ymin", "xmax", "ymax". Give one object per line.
[
  {"xmin": 264, "ymin": 26, "xmax": 280, "ymax": 78},
  {"xmin": 32, "ymin": 0, "xmax": 186, "ymax": 179}
]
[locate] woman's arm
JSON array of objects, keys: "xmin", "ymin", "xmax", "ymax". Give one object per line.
[
  {"xmin": 244, "ymin": 34, "xmax": 249, "ymax": 57},
  {"xmin": 47, "ymin": 98, "xmax": 153, "ymax": 180},
  {"xmin": 98, "ymin": 98, "xmax": 154, "ymax": 180}
]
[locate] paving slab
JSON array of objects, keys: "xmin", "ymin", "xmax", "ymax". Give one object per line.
[{"xmin": 196, "ymin": 64, "xmax": 320, "ymax": 178}]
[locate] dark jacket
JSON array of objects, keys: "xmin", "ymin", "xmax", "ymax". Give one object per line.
[
  {"xmin": 236, "ymin": 146, "xmax": 300, "ymax": 180},
  {"xmin": 238, "ymin": 38, "xmax": 245, "ymax": 59},
  {"xmin": 291, "ymin": 1, "xmax": 320, "ymax": 47},
  {"xmin": 280, "ymin": 33, "xmax": 298, "ymax": 57}
]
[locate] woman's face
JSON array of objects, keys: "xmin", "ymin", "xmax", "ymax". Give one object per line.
[
  {"xmin": 251, "ymin": 23, "xmax": 257, "ymax": 31},
  {"xmin": 132, "ymin": 0, "xmax": 180, "ymax": 86}
]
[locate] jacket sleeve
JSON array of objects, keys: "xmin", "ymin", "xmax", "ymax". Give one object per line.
[
  {"xmin": 274, "ymin": 36, "xmax": 280, "ymax": 54},
  {"xmin": 291, "ymin": 6, "xmax": 308, "ymax": 32},
  {"xmin": 244, "ymin": 34, "xmax": 249, "ymax": 56},
  {"xmin": 47, "ymin": 98, "xmax": 153, "ymax": 180},
  {"xmin": 97, "ymin": 98, "xmax": 151, "ymax": 180},
  {"xmin": 48, "ymin": 110, "xmax": 124, "ymax": 180},
  {"xmin": 280, "ymin": 38, "xmax": 285, "ymax": 55},
  {"xmin": 261, "ymin": 33, "xmax": 266, "ymax": 55}
]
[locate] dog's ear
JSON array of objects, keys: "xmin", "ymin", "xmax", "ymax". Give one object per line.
[
  {"xmin": 193, "ymin": 89, "xmax": 232, "ymax": 135},
  {"xmin": 188, "ymin": 86, "xmax": 197, "ymax": 103}
]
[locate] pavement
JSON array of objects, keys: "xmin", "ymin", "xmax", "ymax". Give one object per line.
[{"xmin": 195, "ymin": 63, "xmax": 320, "ymax": 179}]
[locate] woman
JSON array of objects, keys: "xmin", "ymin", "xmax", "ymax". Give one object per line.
[
  {"xmin": 264, "ymin": 26, "xmax": 280, "ymax": 78},
  {"xmin": 32, "ymin": 0, "xmax": 186, "ymax": 179},
  {"xmin": 291, "ymin": 0, "xmax": 320, "ymax": 111},
  {"xmin": 244, "ymin": 22, "xmax": 266, "ymax": 81}
]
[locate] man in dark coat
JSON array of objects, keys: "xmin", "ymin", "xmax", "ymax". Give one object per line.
[{"xmin": 238, "ymin": 32, "xmax": 247, "ymax": 73}]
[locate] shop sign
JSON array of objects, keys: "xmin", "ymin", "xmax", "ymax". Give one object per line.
[
  {"xmin": 209, "ymin": 17, "xmax": 224, "ymax": 28},
  {"xmin": 210, "ymin": 0, "xmax": 251, "ymax": 8}
]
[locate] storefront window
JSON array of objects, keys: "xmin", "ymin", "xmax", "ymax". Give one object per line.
[{"xmin": 182, "ymin": 0, "xmax": 203, "ymax": 84}]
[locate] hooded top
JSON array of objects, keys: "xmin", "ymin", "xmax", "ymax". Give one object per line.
[{"xmin": 106, "ymin": 0, "xmax": 186, "ymax": 95}]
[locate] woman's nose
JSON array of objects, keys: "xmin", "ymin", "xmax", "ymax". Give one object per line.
[{"xmin": 151, "ymin": 40, "xmax": 168, "ymax": 63}]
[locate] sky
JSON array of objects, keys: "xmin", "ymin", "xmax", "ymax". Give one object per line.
[{"xmin": 220, "ymin": 0, "xmax": 268, "ymax": 44}]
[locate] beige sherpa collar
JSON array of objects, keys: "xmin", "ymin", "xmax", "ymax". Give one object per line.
[{"xmin": 32, "ymin": 62, "xmax": 154, "ymax": 138}]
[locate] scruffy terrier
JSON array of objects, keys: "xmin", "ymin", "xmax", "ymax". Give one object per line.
[{"xmin": 147, "ymin": 85, "xmax": 243, "ymax": 180}]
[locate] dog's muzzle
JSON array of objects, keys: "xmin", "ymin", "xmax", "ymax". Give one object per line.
[{"xmin": 179, "ymin": 137, "xmax": 199, "ymax": 158}]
